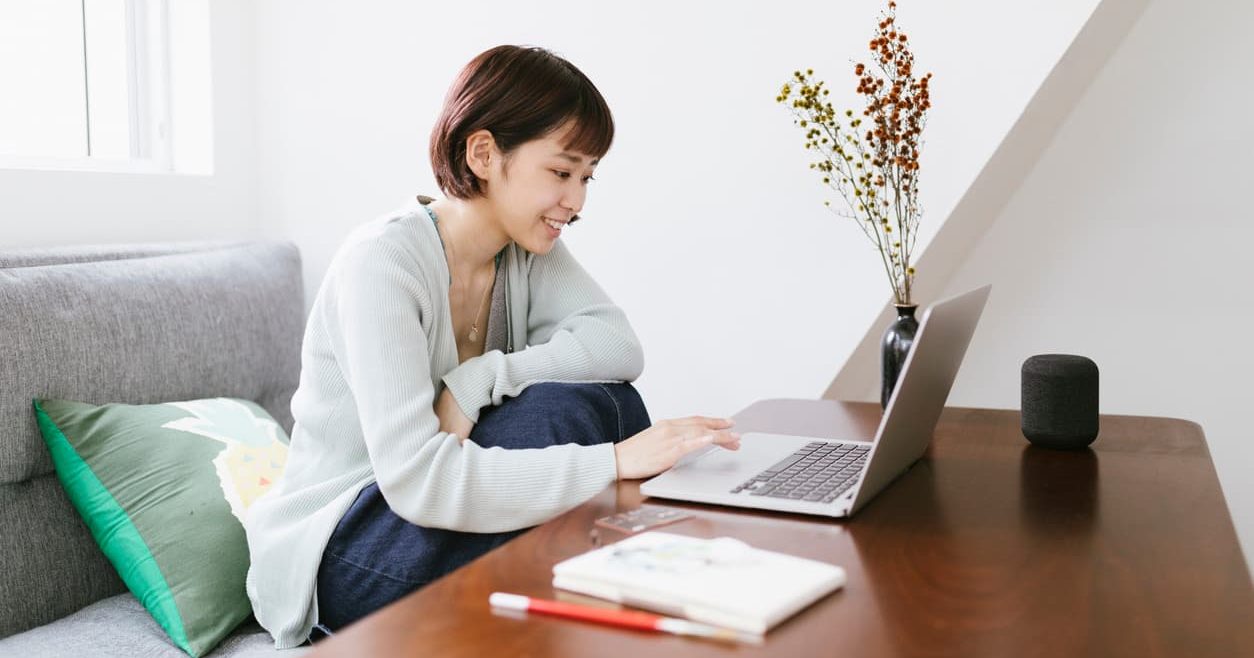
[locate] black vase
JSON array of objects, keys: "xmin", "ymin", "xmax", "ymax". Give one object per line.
[{"xmin": 881, "ymin": 304, "xmax": 919, "ymax": 408}]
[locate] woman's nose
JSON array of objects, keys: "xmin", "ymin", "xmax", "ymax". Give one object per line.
[{"xmin": 561, "ymin": 188, "xmax": 585, "ymax": 218}]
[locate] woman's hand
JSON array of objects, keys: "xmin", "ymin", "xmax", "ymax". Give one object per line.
[
  {"xmin": 435, "ymin": 387, "xmax": 475, "ymax": 442},
  {"xmin": 613, "ymin": 416, "xmax": 741, "ymax": 480}
]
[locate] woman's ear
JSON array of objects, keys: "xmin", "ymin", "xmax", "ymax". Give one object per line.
[{"xmin": 464, "ymin": 129, "xmax": 497, "ymax": 181}]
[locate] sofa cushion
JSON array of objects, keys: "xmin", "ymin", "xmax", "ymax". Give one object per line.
[
  {"xmin": 35, "ymin": 397, "xmax": 290, "ymax": 657},
  {"xmin": 0, "ymin": 593, "xmax": 305, "ymax": 657}
]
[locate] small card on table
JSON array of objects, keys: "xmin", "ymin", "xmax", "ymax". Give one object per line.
[{"xmin": 594, "ymin": 506, "xmax": 692, "ymax": 535}]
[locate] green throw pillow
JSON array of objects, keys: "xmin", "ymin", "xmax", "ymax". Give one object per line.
[{"xmin": 34, "ymin": 397, "xmax": 289, "ymax": 657}]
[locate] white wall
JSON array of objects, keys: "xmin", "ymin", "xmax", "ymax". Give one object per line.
[
  {"xmin": 252, "ymin": 0, "xmax": 1099, "ymax": 421},
  {"xmin": 0, "ymin": 0, "xmax": 258, "ymax": 247},
  {"xmin": 941, "ymin": 0, "xmax": 1254, "ymax": 563}
]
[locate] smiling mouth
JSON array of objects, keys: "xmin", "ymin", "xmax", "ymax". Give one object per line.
[{"xmin": 542, "ymin": 217, "xmax": 567, "ymax": 231}]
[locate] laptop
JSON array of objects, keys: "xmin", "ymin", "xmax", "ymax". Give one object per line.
[{"xmin": 640, "ymin": 285, "xmax": 991, "ymax": 518}]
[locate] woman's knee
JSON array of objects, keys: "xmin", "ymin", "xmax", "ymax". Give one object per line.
[
  {"xmin": 470, "ymin": 382, "xmax": 650, "ymax": 449},
  {"xmin": 587, "ymin": 383, "xmax": 650, "ymax": 442}
]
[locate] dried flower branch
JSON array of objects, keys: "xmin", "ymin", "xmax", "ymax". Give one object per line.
[{"xmin": 777, "ymin": 0, "xmax": 932, "ymax": 305}]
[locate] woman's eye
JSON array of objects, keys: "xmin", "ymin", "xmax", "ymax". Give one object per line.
[{"xmin": 553, "ymin": 171, "xmax": 595, "ymax": 184}]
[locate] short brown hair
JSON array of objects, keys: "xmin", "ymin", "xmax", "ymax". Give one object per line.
[{"xmin": 429, "ymin": 45, "xmax": 615, "ymax": 199}]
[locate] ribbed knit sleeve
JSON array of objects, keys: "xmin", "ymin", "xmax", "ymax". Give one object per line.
[
  {"xmin": 333, "ymin": 238, "xmax": 618, "ymax": 532},
  {"xmin": 441, "ymin": 238, "xmax": 645, "ymax": 421}
]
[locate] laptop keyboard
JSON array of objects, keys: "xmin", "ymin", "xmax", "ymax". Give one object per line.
[{"xmin": 730, "ymin": 441, "xmax": 870, "ymax": 504}]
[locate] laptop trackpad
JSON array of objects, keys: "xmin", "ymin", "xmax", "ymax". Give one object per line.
[{"xmin": 667, "ymin": 432, "xmax": 821, "ymax": 481}]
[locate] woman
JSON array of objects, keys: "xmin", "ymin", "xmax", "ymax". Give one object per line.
[{"xmin": 244, "ymin": 45, "xmax": 741, "ymax": 648}]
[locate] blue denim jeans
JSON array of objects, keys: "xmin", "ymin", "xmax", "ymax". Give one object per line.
[{"xmin": 311, "ymin": 382, "xmax": 650, "ymax": 639}]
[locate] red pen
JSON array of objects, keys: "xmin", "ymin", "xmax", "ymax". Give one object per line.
[{"xmin": 488, "ymin": 592, "xmax": 761, "ymax": 644}]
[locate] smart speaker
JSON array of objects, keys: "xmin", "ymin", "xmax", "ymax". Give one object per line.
[{"xmin": 1021, "ymin": 354, "xmax": 1099, "ymax": 449}]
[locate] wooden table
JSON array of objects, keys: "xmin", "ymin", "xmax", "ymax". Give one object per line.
[{"xmin": 305, "ymin": 400, "xmax": 1254, "ymax": 657}]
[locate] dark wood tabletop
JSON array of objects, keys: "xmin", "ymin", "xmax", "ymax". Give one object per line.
[{"xmin": 305, "ymin": 400, "xmax": 1254, "ymax": 657}]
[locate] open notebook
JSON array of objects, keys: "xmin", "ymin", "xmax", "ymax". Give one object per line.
[{"xmin": 551, "ymin": 531, "xmax": 845, "ymax": 635}]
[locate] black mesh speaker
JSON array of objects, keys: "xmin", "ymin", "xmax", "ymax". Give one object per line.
[{"xmin": 1021, "ymin": 354, "xmax": 1099, "ymax": 449}]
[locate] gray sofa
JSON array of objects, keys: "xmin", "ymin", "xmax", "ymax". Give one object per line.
[{"xmin": 0, "ymin": 242, "xmax": 309, "ymax": 657}]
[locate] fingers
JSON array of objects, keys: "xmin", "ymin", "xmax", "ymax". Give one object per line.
[
  {"xmin": 674, "ymin": 433, "xmax": 714, "ymax": 458},
  {"xmin": 676, "ymin": 429, "xmax": 741, "ymax": 456},
  {"xmin": 666, "ymin": 416, "xmax": 735, "ymax": 430},
  {"xmin": 710, "ymin": 430, "xmax": 741, "ymax": 450}
]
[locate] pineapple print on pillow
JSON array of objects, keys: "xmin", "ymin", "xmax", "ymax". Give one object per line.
[{"xmin": 162, "ymin": 398, "xmax": 288, "ymax": 522}]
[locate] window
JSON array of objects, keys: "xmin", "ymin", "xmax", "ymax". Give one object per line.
[{"xmin": 0, "ymin": 0, "xmax": 212, "ymax": 173}]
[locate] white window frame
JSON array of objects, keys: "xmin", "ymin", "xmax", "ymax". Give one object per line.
[{"xmin": 0, "ymin": 0, "xmax": 182, "ymax": 175}]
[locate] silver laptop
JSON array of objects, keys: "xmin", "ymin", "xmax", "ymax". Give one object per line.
[{"xmin": 640, "ymin": 285, "xmax": 991, "ymax": 518}]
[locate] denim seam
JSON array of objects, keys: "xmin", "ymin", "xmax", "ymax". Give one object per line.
[
  {"xmin": 323, "ymin": 548, "xmax": 424, "ymax": 587},
  {"xmin": 596, "ymin": 383, "xmax": 624, "ymax": 441}
]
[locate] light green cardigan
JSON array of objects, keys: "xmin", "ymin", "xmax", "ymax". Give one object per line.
[{"xmin": 244, "ymin": 198, "xmax": 644, "ymax": 648}]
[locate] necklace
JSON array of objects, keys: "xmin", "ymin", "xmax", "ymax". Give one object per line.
[
  {"xmin": 467, "ymin": 275, "xmax": 492, "ymax": 342},
  {"xmin": 435, "ymin": 217, "xmax": 493, "ymax": 342}
]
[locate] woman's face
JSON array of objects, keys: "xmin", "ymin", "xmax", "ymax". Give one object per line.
[{"xmin": 484, "ymin": 122, "xmax": 599, "ymax": 255}]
